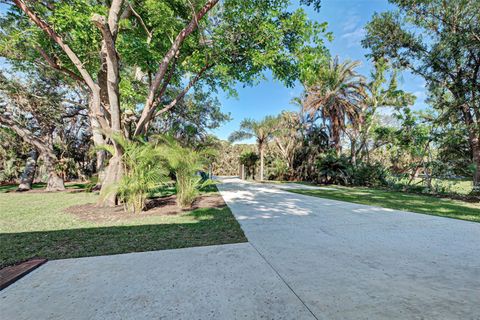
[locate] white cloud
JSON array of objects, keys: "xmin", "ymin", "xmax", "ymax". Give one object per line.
[
  {"xmin": 342, "ymin": 15, "xmax": 361, "ymax": 32},
  {"xmin": 341, "ymin": 27, "xmax": 366, "ymax": 48}
]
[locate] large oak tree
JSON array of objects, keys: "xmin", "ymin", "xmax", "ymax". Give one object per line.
[
  {"xmin": 1, "ymin": 0, "xmax": 328, "ymax": 204},
  {"xmin": 362, "ymin": 0, "xmax": 480, "ymax": 190}
]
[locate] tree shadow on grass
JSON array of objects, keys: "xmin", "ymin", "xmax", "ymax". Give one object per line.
[
  {"xmin": 0, "ymin": 207, "xmax": 247, "ymax": 268},
  {"xmin": 0, "ymin": 183, "xmax": 46, "ymax": 193}
]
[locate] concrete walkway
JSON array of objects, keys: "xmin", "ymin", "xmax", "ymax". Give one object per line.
[
  {"xmin": 0, "ymin": 243, "xmax": 315, "ymax": 320},
  {"xmin": 217, "ymin": 177, "xmax": 480, "ymax": 320},
  {"xmin": 2, "ymin": 177, "xmax": 479, "ymax": 319}
]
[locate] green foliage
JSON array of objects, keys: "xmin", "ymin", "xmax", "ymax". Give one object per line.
[
  {"xmin": 240, "ymin": 151, "xmax": 259, "ymax": 180},
  {"xmin": 316, "ymin": 151, "xmax": 352, "ymax": 185},
  {"xmin": 158, "ymin": 137, "xmax": 212, "ymax": 209},
  {"xmin": 267, "ymin": 158, "xmax": 289, "ymax": 180},
  {"xmin": 211, "ymin": 142, "xmax": 256, "ymax": 176},
  {"xmin": 315, "ymin": 150, "xmax": 388, "ymax": 187},
  {"xmin": 351, "ymin": 162, "xmax": 388, "ymax": 187},
  {"xmin": 362, "ymin": 0, "xmax": 480, "ymax": 186},
  {"xmin": 102, "ymin": 136, "xmax": 169, "ymax": 213},
  {"xmin": 0, "ymin": 159, "xmax": 20, "ymax": 182},
  {"xmin": 153, "ymin": 89, "xmax": 230, "ymax": 146},
  {"xmin": 303, "ymin": 57, "xmax": 365, "ymax": 152}
]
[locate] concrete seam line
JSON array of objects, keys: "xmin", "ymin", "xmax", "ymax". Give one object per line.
[{"xmin": 248, "ymin": 243, "xmax": 320, "ymax": 320}]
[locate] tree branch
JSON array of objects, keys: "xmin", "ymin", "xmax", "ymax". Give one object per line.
[
  {"xmin": 12, "ymin": 0, "xmax": 97, "ymax": 92},
  {"xmin": 12, "ymin": 0, "xmax": 108, "ymax": 132},
  {"xmin": 137, "ymin": 0, "xmax": 219, "ymax": 133},
  {"xmin": 128, "ymin": 2, "xmax": 152, "ymax": 43},
  {"xmin": 34, "ymin": 46, "xmax": 85, "ymax": 84},
  {"xmin": 153, "ymin": 63, "xmax": 213, "ymax": 119}
]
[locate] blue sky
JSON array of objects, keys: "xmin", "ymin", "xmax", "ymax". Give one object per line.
[{"xmin": 211, "ymin": 0, "xmax": 428, "ymax": 141}]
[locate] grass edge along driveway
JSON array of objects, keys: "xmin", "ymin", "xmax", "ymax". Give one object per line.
[
  {"xmin": 0, "ymin": 185, "xmax": 246, "ymax": 268},
  {"xmin": 286, "ymin": 185, "xmax": 480, "ymax": 223}
]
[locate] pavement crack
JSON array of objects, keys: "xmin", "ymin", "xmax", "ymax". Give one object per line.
[{"xmin": 248, "ymin": 242, "xmax": 319, "ymax": 320}]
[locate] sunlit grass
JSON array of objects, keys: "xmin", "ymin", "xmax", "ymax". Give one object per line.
[
  {"xmin": 0, "ymin": 185, "xmax": 246, "ymax": 268},
  {"xmin": 287, "ymin": 185, "xmax": 480, "ymax": 223}
]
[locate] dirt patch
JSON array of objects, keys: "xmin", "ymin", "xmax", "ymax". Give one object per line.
[{"xmin": 65, "ymin": 194, "xmax": 227, "ymax": 223}]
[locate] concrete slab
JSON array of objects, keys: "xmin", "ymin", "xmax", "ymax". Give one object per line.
[
  {"xmin": 0, "ymin": 243, "xmax": 315, "ymax": 320},
  {"xmin": 217, "ymin": 177, "xmax": 480, "ymax": 320}
]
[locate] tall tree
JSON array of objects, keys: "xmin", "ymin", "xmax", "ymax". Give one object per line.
[
  {"xmin": 229, "ymin": 116, "xmax": 278, "ymax": 181},
  {"xmin": 349, "ymin": 58, "xmax": 415, "ymax": 164},
  {"xmin": 272, "ymin": 111, "xmax": 302, "ymax": 176},
  {"xmin": 303, "ymin": 56, "xmax": 365, "ymax": 154},
  {"xmin": 0, "ymin": 72, "xmax": 84, "ymax": 191},
  {"xmin": 363, "ymin": 0, "xmax": 480, "ymax": 190},
  {"xmin": 2, "ymin": 0, "xmax": 327, "ymax": 204}
]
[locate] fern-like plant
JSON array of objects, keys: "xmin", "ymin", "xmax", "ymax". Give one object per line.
[
  {"xmin": 157, "ymin": 136, "xmax": 212, "ymax": 209},
  {"xmin": 101, "ymin": 135, "xmax": 169, "ymax": 213}
]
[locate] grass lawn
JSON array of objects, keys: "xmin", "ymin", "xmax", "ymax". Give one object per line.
[
  {"xmin": 0, "ymin": 184, "xmax": 246, "ymax": 268},
  {"xmin": 287, "ymin": 185, "xmax": 480, "ymax": 223},
  {"xmin": 394, "ymin": 177, "xmax": 473, "ymax": 195}
]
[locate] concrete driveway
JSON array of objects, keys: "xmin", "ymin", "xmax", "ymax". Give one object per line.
[
  {"xmin": 217, "ymin": 177, "xmax": 480, "ymax": 320},
  {"xmin": 0, "ymin": 243, "xmax": 315, "ymax": 320},
  {"xmin": 2, "ymin": 177, "xmax": 479, "ymax": 319}
]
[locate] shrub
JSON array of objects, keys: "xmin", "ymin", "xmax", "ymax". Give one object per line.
[
  {"xmin": 158, "ymin": 137, "xmax": 212, "ymax": 209},
  {"xmin": 352, "ymin": 162, "xmax": 389, "ymax": 187},
  {"xmin": 316, "ymin": 151, "xmax": 353, "ymax": 185},
  {"xmin": 101, "ymin": 136, "xmax": 169, "ymax": 213},
  {"xmin": 119, "ymin": 140, "xmax": 169, "ymax": 213},
  {"xmin": 267, "ymin": 158, "xmax": 289, "ymax": 180},
  {"xmin": 240, "ymin": 151, "xmax": 259, "ymax": 180}
]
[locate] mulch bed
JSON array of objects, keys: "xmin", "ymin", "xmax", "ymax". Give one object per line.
[
  {"xmin": 0, "ymin": 258, "xmax": 47, "ymax": 290},
  {"xmin": 65, "ymin": 194, "xmax": 227, "ymax": 222}
]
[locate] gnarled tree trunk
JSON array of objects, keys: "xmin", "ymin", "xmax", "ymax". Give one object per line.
[
  {"xmin": 17, "ymin": 149, "xmax": 38, "ymax": 192},
  {"xmin": 42, "ymin": 153, "xmax": 65, "ymax": 192},
  {"xmin": 99, "ymin": 153, "xmax": 123, "ymax": 206}
]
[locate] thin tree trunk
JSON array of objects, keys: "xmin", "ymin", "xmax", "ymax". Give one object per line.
[
  {"xmin": 471, "ymin": 136, "xmax": 480, "ymax": 192},
  {"xmin": 461, "ymin": 105, "xmax": 480, "ymax": 192},
  {"xmin": 90, "ymin": 116, "xmax": 106, "ymax": 188},
  {"xmin": 17, "ymin": 149, "xmax": 38, "ymax": 192},
  {"xmin": 259, "ymin": 145, "xmax": 265, "ymax": 181},
  {"xmin": 350, "ymin": 137, "xmax": 357, "ymax": 165}
]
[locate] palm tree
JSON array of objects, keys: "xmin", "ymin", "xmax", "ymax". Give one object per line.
[
  {"xmin": 229, "ymin": 116, "xmax": 277, "ymax": 181},
  {"xmin": 303, "ymin": 56, "xmax": 365, "ymax": 155}
]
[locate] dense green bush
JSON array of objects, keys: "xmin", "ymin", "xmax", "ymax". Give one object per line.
[
  {"xmin": 316, "ymin": 151, "xmax": 389, "ymax": 187},
  {"xmin": 316, "ymin": 151, "xmax": 352, "ymax": 185},
  {"xmin": 267, "ymin": 158, "xmax": 289, "ymax": 180},
  {"xmin": 240, "ymin": 151, "xmax": 259, "ymax": 180},
  {"xmin": 352, "ymin": 162, "xmax": 388, "ymax": 187}
]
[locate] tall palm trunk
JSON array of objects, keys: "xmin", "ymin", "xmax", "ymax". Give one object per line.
[{"xmin": 259, "ymin": 143, "xmax": 265, "ymax": 181}]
